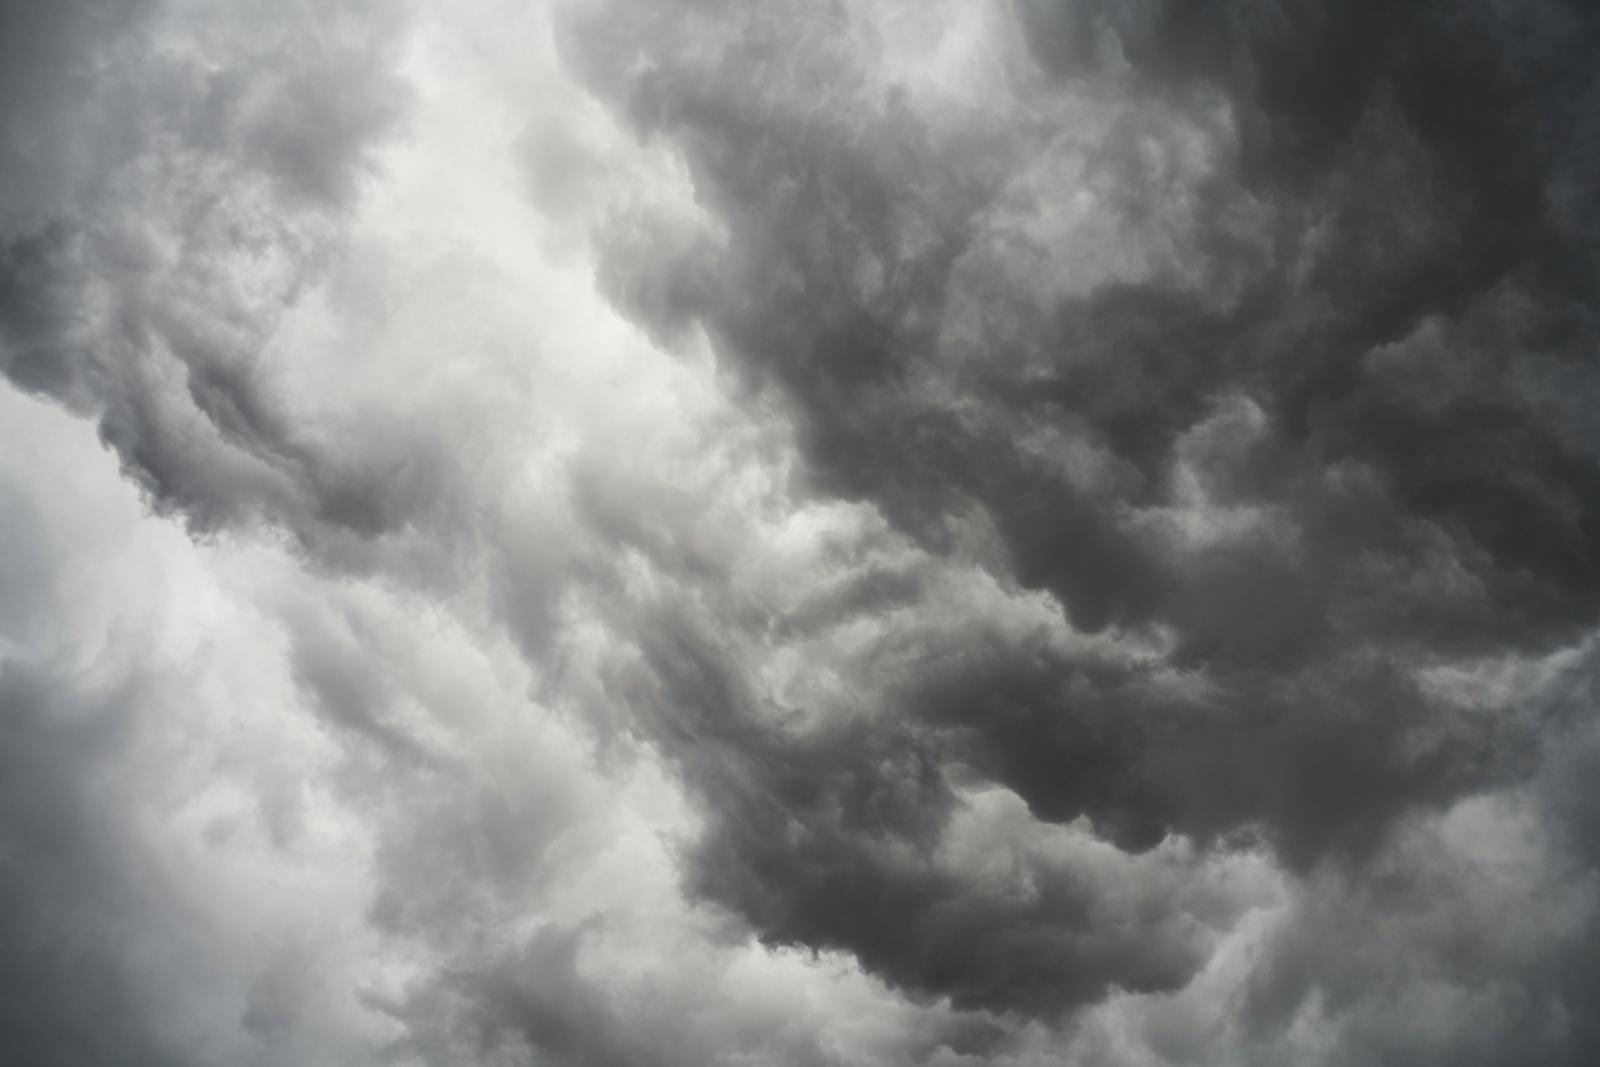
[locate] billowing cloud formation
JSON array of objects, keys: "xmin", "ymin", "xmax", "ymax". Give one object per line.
[
  {"xmin": 558, "ymin": 0, "xmax": 1600, "ymax": 1049},
  {"xmin": 2, "ymin": 1, "xmax": 1599, "ymax": 1065}
]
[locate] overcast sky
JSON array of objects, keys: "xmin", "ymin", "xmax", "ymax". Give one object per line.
[{"xmin": 2, "ymin": 2, "xmax": 1599, "ymax": 1065}]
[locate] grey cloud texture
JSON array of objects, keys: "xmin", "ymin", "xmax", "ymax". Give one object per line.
[
  {"xmin": 1, "ymin": 0, "xmax": 426, "ymax": 547},
  {"xmin": 554, "ymin": 0, "xmax": 1600, "ymax": 1055},
  {"xmin": 3, "ymin": 1, "xmax": 1599, "ymax": 1065}
]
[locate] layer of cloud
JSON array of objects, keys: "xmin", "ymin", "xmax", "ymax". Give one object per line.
[
  {"xmin": 2, "ymin": 1, "xmax": 1598, "ymax": 1065},
  {"xmin": 556, "ymin": 0, "xmax": 1600, "ymax": 1054}
]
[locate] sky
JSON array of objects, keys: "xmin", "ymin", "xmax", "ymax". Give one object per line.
[{"xmin": 2, "ymin": 1, "xmax": 1598, "ymax": 1065}]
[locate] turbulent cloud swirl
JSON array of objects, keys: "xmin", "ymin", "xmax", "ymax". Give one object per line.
[{"xmin": 2, "ymin": 1, "xmax": 1598, "ymax": 1065}]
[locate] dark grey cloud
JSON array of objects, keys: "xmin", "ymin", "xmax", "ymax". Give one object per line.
[
  {"xmin": 556, "ymin": 0, "xmax": 1600, "ymax": 1053},
  {"xmin": 1230, "ymin": 661, "xmax": 1600, "ymax": 1067},
  {"xmin": 5, "ymin": 0, "xmax": 1600, "ymax": 1065},
  {"xmin": 0, "ymin": 664, "xmax": 195, "ymax": 1067},
  {"xmin": 646, "ymin": 636, "xmax": 1220, "ymax": 1016}
]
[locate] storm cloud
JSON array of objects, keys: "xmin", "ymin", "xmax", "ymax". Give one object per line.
[{"xmin": 2, "ymin": 1, "xmax": 1599, "ymax": 1065}]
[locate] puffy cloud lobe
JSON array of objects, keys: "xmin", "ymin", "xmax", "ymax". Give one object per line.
[
  {"xmin": 0, "ymin": 388, "xmax": 408, "ymax": 1067},
  {"xmin": 0, "ymin": 0, "xmax": 425, "ymax": 549}
]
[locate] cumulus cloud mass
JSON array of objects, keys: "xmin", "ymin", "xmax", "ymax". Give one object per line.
[{"xmin": 3, "ymin": 2, "xmax": 1599, "ymax": 1064}]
